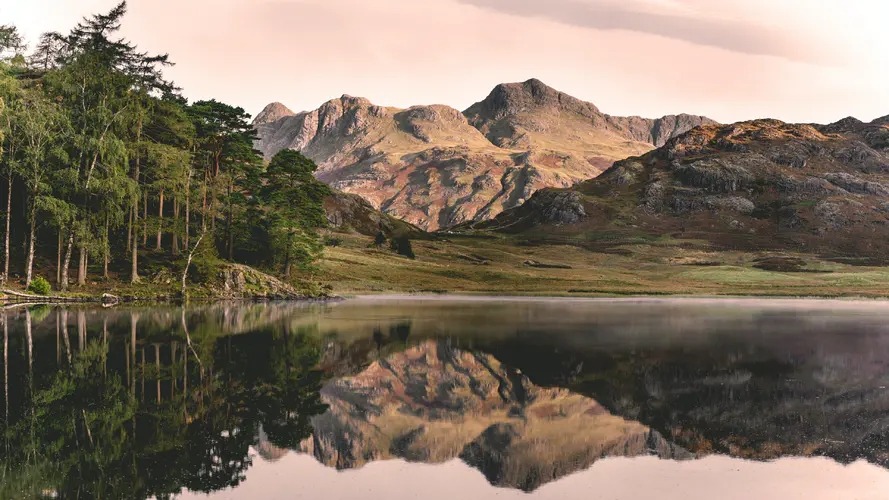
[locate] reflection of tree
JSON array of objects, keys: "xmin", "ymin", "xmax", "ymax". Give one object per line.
[
  {"xmin": 390, "ymin": 321, "xmax": 412, "ymax": 345},
  {"xmin": 219, "ymin": 326, "xmax": 327, "ymax": 451},
  {"xmin": 262, "ymin": 328, "xmax": 327, "ymax": 449},
  {"xmin": 7, "ymin": 341, "xmax": 137, "ymax": 498},
  {"xmin": 0, "ymin": 307, "xmax": 330, "ymax": 499}
]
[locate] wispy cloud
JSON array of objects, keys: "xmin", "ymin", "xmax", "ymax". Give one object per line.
[{"xmin": 454, "ymin": 0, "xmax": 827, "ymax": 63}]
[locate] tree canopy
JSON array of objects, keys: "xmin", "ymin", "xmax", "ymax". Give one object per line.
[{"xmin": 0, "ymin": 2, "xmax": 332, "ymax": 293}]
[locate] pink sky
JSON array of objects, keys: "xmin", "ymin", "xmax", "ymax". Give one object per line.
[
  {"xmin": 178, "ymin": 452, "xmax": 889, "ymax": 500},
  {"xmin": 5, "ymin": 0, "xmax": 889, "ymax": 124}
]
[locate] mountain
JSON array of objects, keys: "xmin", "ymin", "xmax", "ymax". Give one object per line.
[
  {"xmin": 299, "ymin": 340, "xmax": 689, "ymax": 491},
  {"xmin": 464, "ymin": 78, "xmax": 714, "ymax": 151},
  {"xmin": 254, "ymin": 79, "xmax": 713, "ymax": 230},
  {"xmin": 468, "ymin": 117, "xmax": 889, "ymax": 260}
]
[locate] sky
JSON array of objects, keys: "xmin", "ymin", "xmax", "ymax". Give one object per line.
[{"xmin": 4, "ymin": 0, "xmax": 889, "ymax": 124}]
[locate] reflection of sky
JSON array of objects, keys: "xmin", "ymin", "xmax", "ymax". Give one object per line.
[{"xmin": 179, "ymin": 453, "xmax": 889, "ymax": 500}]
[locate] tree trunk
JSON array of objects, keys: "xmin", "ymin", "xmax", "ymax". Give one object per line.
[
  {"xmin": 131, "ymin": 165, "xmax": 140, "ymax": 284},
  {"xmin": 201, "ymin": 165, "xmax": 208, "ymax": 233},
  {"xmin": 61, "ymin": 232, "xmax": 74, "ymax": 291},
  {"xmin": 142, "ymin": 190, "xmax": 148, "ymax": 246},
  {"xmin": 127, "ymin": 204, "xmax": 133, "ymax": 254},
  {"xmin": 3, "ymin": 175, "xmax": 11, "ymax": 285},
  {"xmin": 172, "ymin": 200, "xmax": 180, "ymax": 256},
  {"xmin": 56, "ymin": 230, "xmax": 62, "ymax": 286},
  {"xmin": 104, "ymin": 214, "xmax": 110, "ymax": 278},
  {"xmin": 25, "ymin": 188, "xmax": 37, "ymax": 288},
  {"xmin": 227, "ymin": 179, "xmax": 233, "ymax": 261},
  {"xmin": 182, "ymin": 230, "xmax": 205, "ymax": 295},
  {"xmin": 77, "ymin": 246, "xmax": 87, "ymax": 286},
  {"xmin": 185, "ymin": 167, "xmax": 191, "ymax": 251},
  {"xmin": 157, "ymin": 188, "xmax": 164, "ymax": 250}
]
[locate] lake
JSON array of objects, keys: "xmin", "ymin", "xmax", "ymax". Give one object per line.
[{"xmin": 1, "ymin": 296, "xmax": 888, "ymax": 499}]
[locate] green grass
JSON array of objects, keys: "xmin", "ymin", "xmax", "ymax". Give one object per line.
[{"xmin": 315, "ymin": 232, "xmax": 889, "ymax": 298}]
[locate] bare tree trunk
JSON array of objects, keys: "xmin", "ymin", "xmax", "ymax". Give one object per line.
[
  {"xmin": 127, "ymin": 204, "xmax": 133, "ymax": 253},
  {"xmin": 185, "ymin": 167, "xmax": 191, "ymax": 251},
  {"xmin": 3, "ymin": 175, "xmax": 11, "ymax": 285},
  {"xmin": 25, "ymin": 189, "xmax": 38, "ymax": 288},
  {"xmin": 172, "ymin": 200, "xmax": 180, "ymax": 256},
  {"xmin": 77, "ymin": 246, "xmax": 87, "ymax": 286},
  {"xmin": 142, "ymin": 190, "xmax": 148, "ymax": 246},
  {"xmin": 201, "ymin": 165, "xmax": 208, "ymax": 233},
  {"xmin": 156, "ymin": 188, "xmax": 164, "ymax": 250},
  {"xmin": 182, "ymin": 231, "xmax": 205, "ymax": 295},
  {"xmin": 227, "ymin": 178, "xmax": 234, "ymax": 261},
  {"xmin": 61, "ymin": 232, "xmax": 74, "ymax": 292},
  {"xmin": 132, "ymin": 164, "xmax": 140, "ymax": 284},
  {"xmin": 56, "ymin": 230, "xmax": 62, "ymax": 286},
  {"xmin": 104, "ymin": 213, "xmax": 110, "ymax": 278}
]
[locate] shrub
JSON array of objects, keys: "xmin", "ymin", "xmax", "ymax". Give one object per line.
[
  {"xmin": 28, "ymin": 276, "xmax": 51, "ymax": 296},
  {"xmin": 373, "ymin": 231, "xmax": 387, "ymax": 248},
  {"xmin": 389, "ymin": 236, "xmax": 415, "ymax": 259},
  {"xmin": 324, "ymin": 236, "xmax": 343, "ymax": 247}
]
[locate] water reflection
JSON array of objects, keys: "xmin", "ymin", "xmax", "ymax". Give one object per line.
[{"xmin": 0, "ymin": 298, "xmax": 887, "ymax": 498}]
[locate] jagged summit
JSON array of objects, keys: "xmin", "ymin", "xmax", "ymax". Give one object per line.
[
  {"xmin": 253, "ymin": 80, "xmax": 714, "ymax": 230},
  {"xmin": 463, "ymin": 78, "xmax": 716, "ymax": 150},
  {"xmin": 253, "ymin": 101, "xmax": 295, "ymax": 125}
]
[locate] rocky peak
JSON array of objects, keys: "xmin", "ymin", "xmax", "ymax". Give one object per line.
[
  {"xmin": 253, "ymin": 101, "xmax": 296, "ymax": 126},
  {"xmin": 821, "ymin": 116, "xmax": 866, "ymax": 134},
  {"xmin": 465, "ymin": 78, "xmax": 602, "ymax": 122}
]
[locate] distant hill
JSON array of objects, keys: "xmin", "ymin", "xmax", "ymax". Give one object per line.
[
  {"xmin": 254, "ymin": 79, "xmax": 713, "ymax": 230},
  {"xmin": 323, "ymin": 190, "xmax": 420, "ymax": 237},
  {"xmin": 467, "ymin": 117, "xmax": 889, "ymax": 260}
]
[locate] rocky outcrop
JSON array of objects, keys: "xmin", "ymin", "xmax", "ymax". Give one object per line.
[
  {"xmin": 469, "ymin": 118, "xmax": 889, "ymax": 259},
  {"xmin": 255, "ymin": 79, "xmax": 714, "ymax": 230},
  {"xmin": 213, "ymin": 263, "xmax": 307, "ymax": 299},
  {"xmin": 323, "ymin": 191, "xmax": 420, "ymax": 237},
  {"xmin": 299, "ymin": 340, "xmax": 689, "ymax": 491}
]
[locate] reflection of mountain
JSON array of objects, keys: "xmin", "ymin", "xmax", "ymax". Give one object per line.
[
  {"xmin": 256, "ymin": 424, "xmax": 289, "ymax": 462},
  {"xmin": 473, "ymin": 316, "xmax": 889, "ymax": 471},
  {"xmin": 300, "ymin": 340, "xmax": 688, "ymax": 491}
]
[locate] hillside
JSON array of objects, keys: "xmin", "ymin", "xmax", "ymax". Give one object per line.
[
  {"xmin": 466, "ymin": 117, "xmax": 889, "ymax": 260},
  {"xmin": 254, "ymin": 79, "xmax": 713, "ymax": 230}
]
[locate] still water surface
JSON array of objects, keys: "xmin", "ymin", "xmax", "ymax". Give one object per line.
[{"xmin": 1, "ymin": 297, "xmax": 888, "ymax": 499}]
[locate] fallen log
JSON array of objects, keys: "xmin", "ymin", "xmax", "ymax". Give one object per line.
[{"xmin": 0, "ymin": 289, "xmax": 88, "ymax": 303}]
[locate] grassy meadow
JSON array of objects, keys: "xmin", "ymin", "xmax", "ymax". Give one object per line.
[{"xmin": 317, "ymin": 232, "xmax": 889, "ymax": 298}]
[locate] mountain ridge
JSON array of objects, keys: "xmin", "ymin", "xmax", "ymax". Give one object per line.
[
  {"xmin": 467, "ymin": 115, "xmax": 889, "ymax": 259},
  {"xmin": 254, "ymin": 79, "xmax": 714, "ymax": 230}
]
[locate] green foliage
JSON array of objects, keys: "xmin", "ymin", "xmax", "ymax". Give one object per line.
[
  {"xmin": 374, "ymin": 231, "xmax": 387, "ymax": 247},
  {"xmin": 389, "ymin": 235, "xmax": 416, "ymax": 259},
  {"xmin": 263, "ymin": 150, "xmax": 332, "ymax": 274},
  {"xmin": 0, "ymin": 3, "xmax": 333, "ymax": 295},
  {"xmin": 28, "ymin": 275, "xmax": 51, "ymax": 295},
  {"xmin": 323, "ymin": 235, "xmax": 343, "ymax": 247}
]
